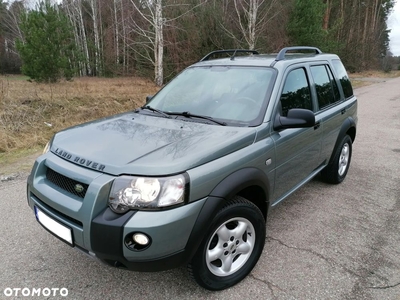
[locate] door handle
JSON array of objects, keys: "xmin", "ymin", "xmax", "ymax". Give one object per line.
[{"xmin": 341, "ymin": 108, "xmax": 346, "ymax": 115}]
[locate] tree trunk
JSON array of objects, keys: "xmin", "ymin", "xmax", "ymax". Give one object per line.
[
  {"xmin": 113, "ymin": 0, "xmax": 120, "ymax": 65},
  {"xmin": 248, "ymin": 0, "xmax": 257, "ymax": 50},
  {"xmin": 91, "ymin": 0, "xmax": 101, "ymax": 75},
  {"xmin": 78, "ymin": 0, "xmax": 91, "ymax": 75},
  {"xmin": 121, "ymin": 0, "xmax": 127, "ymax": 74},
  {"xmin": 64, "ymin": 2, "xmax": 83, "ymax": 76},
  {"xmin": 154, "ymin": 0, "xmax": 163, "ymax": 86},
  {"xmin": 323, "ymin": 0, "xmax": 331, "ymax": 30}
]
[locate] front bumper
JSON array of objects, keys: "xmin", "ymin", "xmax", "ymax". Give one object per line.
[
  {"xmin": 27, "ymin": 153, "xmax": 223, "ymax": 271},
  {"xmin": 88, "ymin": 201, "xmax": 207, "ymax": 271}
]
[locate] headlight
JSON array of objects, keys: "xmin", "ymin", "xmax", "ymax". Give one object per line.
[
  {"xmin": 108, "ymin": 174, "xmax": 187, "ymax": 213},
  {"xmin": 43, "ymin": 142, "xmax": 50, "ymax": 154},
  {"xmin": 42, "ymin": 136, "xmax": 54, "ymax": 154}
]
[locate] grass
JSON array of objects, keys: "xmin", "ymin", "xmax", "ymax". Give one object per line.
[
  {"xmin": 0, "ymin": 147, "xmax": 42, "ymax": 175},
  {"xmin": 349, "ymin": 70, "xmax": 400, "ymax": 88},
  {"xmin": 349, "ymin": 70, "xmax": 400, "ymax": 78},
  {"xmin": 0, "ymin": 76, "xmax": 159, "ymax": 154}
]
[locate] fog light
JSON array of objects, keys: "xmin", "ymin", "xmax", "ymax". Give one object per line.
[
  {"xmin": 133, "ymin": 233, "xmax": 149, "ymax": 245},
  {"xmin": 125, "ymin": 232, "xmax": 151, "ymax": 251}
]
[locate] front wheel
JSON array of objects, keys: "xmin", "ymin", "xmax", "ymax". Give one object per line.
[
  {"xmin": 321, "ymin": 134, "xmax": 353, "ymax": 184},
  {"xmin": 188, "ymin": 196, "xmax": 265, "ymax": 290}
]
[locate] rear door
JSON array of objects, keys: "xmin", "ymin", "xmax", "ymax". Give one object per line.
[{"xmin": 309, "ymin": 62, "xmax": 352, "ymax": 163}]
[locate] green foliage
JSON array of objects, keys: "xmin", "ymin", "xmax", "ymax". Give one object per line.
[
  {"xmin": 381, "ymin": 55, "xmax": 392, "ymax": 73},
  {"xmin": 162, "ymin": 1, "xmax": 236, "ymax": 82},
  {"xmin": 16, "ymin": 0, "xmax": 78, "ymax": 82},
  {"xmin": 287, "ymin": 0, "xmax": 326, "ymax": 47}
]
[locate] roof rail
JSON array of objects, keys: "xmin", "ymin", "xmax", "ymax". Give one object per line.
[
  {"xmin": 275, "ymin": 46, "xmax": 322, "ymax": 62},
  {"xmin": 200, "ymin": 49, "xmax": 259, "ymax": 62}
]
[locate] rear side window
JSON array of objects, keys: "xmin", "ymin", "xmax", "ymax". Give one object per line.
[
  {"xmin": 310, "ymin": 65, "xmax": 340, "ymax": 110},
  {"xmin": 332, "ymin": 59, "xmax": 353, "ymax": 98},
  {"xmin": 280, "ymin": 68, "xmax": 312, "ymax": 116}
]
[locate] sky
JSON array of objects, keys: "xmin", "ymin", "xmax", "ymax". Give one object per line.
[{"xmin": 388, "ymin": 1, "xmax": 400, "ymax": 56}]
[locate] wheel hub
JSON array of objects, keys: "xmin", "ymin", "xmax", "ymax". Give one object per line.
[
  {"xmin": 224, "ymin": 239, "xmax": 239, "ymax": 254},
  {"xmin": 338, "ymin": 143, "xmax": 350, "ymax": 176}
]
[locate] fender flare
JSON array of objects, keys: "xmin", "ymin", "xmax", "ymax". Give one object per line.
[
  {"xmin": 184, "ymin": 168, "xmax": 271, "ymax": 262},
  {"xmin": 328, "ymin": 117, "xmax": 356, "ymax": 164},
  {"xmin": 209, "ymin": 167, "xmax": 270, "ymax": 202}
]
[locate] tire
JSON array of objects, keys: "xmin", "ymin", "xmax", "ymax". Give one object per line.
[
  {"xmin": 188, "ymin": 196, "xmax": 266, "ymax": 291},
  {"xmin": 321, "ymin": 134, "xmax": 352, "ymax": 184}
]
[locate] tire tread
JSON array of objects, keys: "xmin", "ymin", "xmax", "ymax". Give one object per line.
[{"xmin": 321, "ymin": 134, "xmax": 352, "ymax": 184}]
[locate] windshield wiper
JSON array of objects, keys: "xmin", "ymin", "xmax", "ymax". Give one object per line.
[
  {"xmin": 167, "ymin": 111, "xmax": 226, "ymax": 126},
  {"xmin": 141, "ymin": 106, "xmax": 171, "ymax": 118}
]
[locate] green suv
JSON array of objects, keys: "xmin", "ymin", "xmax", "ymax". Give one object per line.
[{"xmin": 27, "ymin": 46, "xmax": 357, "ymax": 290}]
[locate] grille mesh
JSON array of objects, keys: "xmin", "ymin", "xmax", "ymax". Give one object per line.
[{"xmin": 46, "ymin": 168, "xmax": 88, "ymax": 198}]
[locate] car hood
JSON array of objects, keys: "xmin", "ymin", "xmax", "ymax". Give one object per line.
[{"xmin": 50, "ymin": 112, "xmax": 256, "ymax": 176}]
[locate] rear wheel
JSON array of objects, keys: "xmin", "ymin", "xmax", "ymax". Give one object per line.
[
  {"xmin": 321, "ymin": 134, "xmax": 352, "ymax": 184},
  {"xmin": 188, "ymin": 196, "xmax": 265, "ymax": 290}
]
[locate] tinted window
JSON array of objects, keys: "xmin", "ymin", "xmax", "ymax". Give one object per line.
[
  {"xmin": 327, "ymin": 65, "xmax": 341, "ymax": 101},
  {"xmin": 332, "ymin": 59, "xmax": 353, "ymax": 98},
  {"xmin": 280, "ymin": 68, "xmax": 312, "ymax": 116},
  {"xmin": 310, "ymin": 65, "xmax": 340, "ymax": 110}
]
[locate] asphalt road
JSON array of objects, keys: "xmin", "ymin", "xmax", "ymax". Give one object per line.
[{"xmin": 1, "ymin": 78, "xmax": 400, "ymax": 300}]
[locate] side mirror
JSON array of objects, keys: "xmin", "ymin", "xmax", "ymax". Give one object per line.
[
  {"xmin": 146, "ymin": 95, "xmax": 153, "ymax": 103},
  {"xmin": 274, "ymin": 108, "xmax": 315, "ymax": 130}
]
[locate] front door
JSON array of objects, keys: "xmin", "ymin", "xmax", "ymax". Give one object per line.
[{"xmin": 271, "ymin": 67, "xmax": 322, "ymax": 204}]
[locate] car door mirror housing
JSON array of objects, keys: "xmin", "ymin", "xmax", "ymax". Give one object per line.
[{"xmin": 274, "ymin": 108, "xmax": 315, "ymax": 130}]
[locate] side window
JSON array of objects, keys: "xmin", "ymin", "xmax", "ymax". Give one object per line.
[
  {"xmin": 332, "ymin": 59, "xmax": 354, "ymax": 99},
  {"xmin": 310, "ymin": 65, "xmax": 340, "ymax": 110},
  {"xmin": 326, "ymin": 65, "xmax": 341, "ymax": 101},
  {"xmin": 280, "ymin": 68, "xmax": 312, "ymax": 116}
]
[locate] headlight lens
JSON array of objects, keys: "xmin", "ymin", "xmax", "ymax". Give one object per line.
[
  {"xmin": 42, "ymin": 136, "xmax": 54, "ymax": 154},
  {"xmin": 108, "ymin": 174, "xmax": 187, "ymax": 213},
  {"xmin": 43, "ymin": 141, "xmax": 51, "ymax": 154}
]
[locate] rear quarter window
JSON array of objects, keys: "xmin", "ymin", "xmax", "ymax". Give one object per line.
[{"xmin": 332, "ymin": 59, "xmax": 353, "ymax": 99}]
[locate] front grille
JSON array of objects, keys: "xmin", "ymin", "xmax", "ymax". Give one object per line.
[
  {"xmin": 46, "ymin": 168, "xmax": 88, "ymax": 198},
  {"xmin": 31, "ymin": 192, "xmax": 83, "ymax": 227}
]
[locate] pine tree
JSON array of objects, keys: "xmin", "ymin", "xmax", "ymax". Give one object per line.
[
  {"xmin": 287, "ymin": 0, "xmax": 327, "ymax": 49},
  {"xmin": 16, "ymin": 0, "xmax": 78, "ymax": 82}
]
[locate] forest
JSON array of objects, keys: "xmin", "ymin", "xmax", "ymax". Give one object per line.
[{"xmin": 0, "ymin": 0, "xmax": 397, "ymax": 85}]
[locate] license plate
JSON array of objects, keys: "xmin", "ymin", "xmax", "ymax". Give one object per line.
[{"xmin": 34, "ymin": 206, "xmax": 73, "ymax": 245}]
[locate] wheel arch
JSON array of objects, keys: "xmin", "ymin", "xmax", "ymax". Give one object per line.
[
  {"xmin": 329, "ymin": 117, "xmax": 356, "ymax": 164},
  {"xmin": 184, "ymin": 168, "xmax": 270, "ymax": 265},
  {"xmin": 209, "ymin": 167, "xmax": 270, "ymax": 219},
  {"xmin": 347, "ymin": 125, "xmax": 356, "ymax": 143}
]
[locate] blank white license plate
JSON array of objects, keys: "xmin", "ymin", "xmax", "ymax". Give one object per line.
[{"xmin": 34, "ymin": 206, "xmax": 73, "ymax": 245}]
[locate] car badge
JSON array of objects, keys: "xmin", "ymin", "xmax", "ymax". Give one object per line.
[{"xmin": 74, "ymin": 184, "xmax": 84, "ymax": 193}]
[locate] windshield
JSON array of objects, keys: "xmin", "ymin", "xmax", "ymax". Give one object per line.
[{"xmin": 147, "ymin": 66, "xmax": 275, "ymax": 126}]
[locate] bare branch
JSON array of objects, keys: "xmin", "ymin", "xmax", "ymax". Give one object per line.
[
  {"xmin": 166, "ymin": 0, "xmax": 209, "ymax": 23},
  {"xmin": 129, "ymin": 0, "xmax": 154, "ymax": 26}
]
